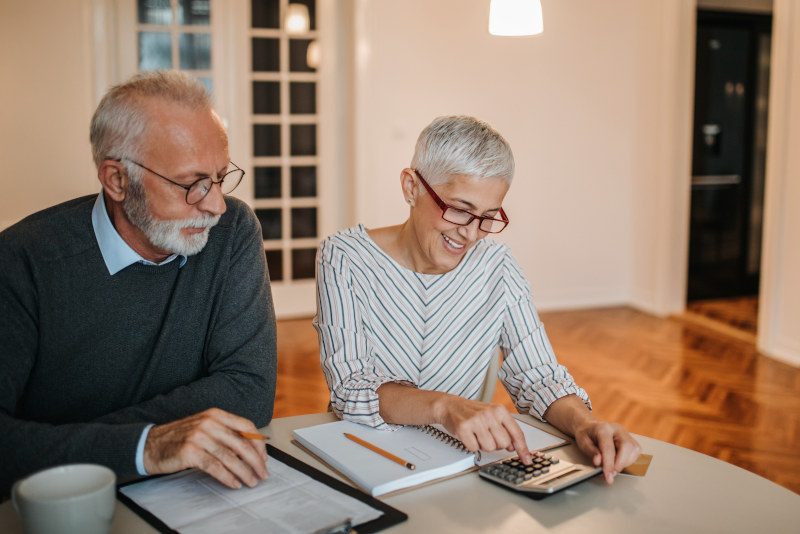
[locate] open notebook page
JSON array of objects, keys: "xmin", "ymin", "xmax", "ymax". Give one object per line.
[
  {"xmin": 292, "ymin": 416, "xmax": 567, "ymax": 496},
  {"xmin": 294, "ymin": 420, "xmax": 475, "ymax": 496}
]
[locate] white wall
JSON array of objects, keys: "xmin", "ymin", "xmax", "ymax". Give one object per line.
[
  {"xmin": 758, "ymin": 0, "xmax": 800, "ymax": 366},
  {"xmin": 0, "ymin": 1, "xmax": 98, "ymax": 230},
  {"xmin": 2, "ymin": 0, "xmax": 797, "ymax": 364},
  {"xmin": 353, "ymin": 0, "xmax": 687, "ymax": 311},
  {"xmin": 352, "ymin": 0, "xmax": 799, "ymax": 365}
]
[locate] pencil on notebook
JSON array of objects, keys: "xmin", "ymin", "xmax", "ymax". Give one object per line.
[
  {"xmin": 239, "ymin": 431, "xmax": 269, "ymax": 440},
  {"xmin": 343, "ymin": 432, "xmax": 416, "ymax": 470}
]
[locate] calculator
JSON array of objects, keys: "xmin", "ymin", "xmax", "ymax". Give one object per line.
[{"xmin": 478, "ymin": 451, "xmax": 602, "ymax": 498}]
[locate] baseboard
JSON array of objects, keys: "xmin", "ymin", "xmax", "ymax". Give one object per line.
[
  {"xmin": 628, "ymin": 297, "xmax": 668, "ymax": 318},
  {"xmin": 272, "ymin": 281, "xmax": 317, "ymax": 320},
  {"xmin": 533, "ymin": 288, "xmax": 629, "ymax": 313},
  {"xmin": 758, "ymin": 336, "xmax": 800, "ymax": 367}
]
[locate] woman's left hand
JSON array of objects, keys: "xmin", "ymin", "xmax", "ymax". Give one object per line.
[{"xmin": 572, "ymin": 420, "xmax": 641, "ymax": 484}]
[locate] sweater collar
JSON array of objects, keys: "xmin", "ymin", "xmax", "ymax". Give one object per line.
[{"xmin": 91, "ymin": 192, "xmax": 187, "ymax": 276}]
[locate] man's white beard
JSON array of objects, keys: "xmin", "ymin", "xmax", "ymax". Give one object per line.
[{"xmin": 123, "ymin": 179, "xmax": 220, "ymax": 257}]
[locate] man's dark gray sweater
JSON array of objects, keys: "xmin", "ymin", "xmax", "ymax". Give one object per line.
[{"xmin": 0, "ymin": 195, "xmax": 277, "ymax": 494}]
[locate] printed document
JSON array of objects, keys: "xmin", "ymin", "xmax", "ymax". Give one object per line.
[{"xmin": 120, "ymin": 457, "xmax": 383, "ymax": 534}]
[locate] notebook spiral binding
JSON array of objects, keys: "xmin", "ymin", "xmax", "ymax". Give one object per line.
[{"xmin": 416, "ymin": 426, "xmax": 482, "ymax": 463}]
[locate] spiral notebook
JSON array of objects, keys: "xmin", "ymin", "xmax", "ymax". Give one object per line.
[{"xmin": 292, "ymin": 416, "xmax": 568, "ymax": 496}]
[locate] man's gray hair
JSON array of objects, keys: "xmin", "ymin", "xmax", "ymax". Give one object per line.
[
  {"xmin": 410, "ymin": 116, "xmax": 514, "ymax": 185},
  {"xmin": 89, "ymin": 70, "xmax": 212, "ymax": 170}
]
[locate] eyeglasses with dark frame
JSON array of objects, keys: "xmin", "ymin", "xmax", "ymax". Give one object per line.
[
  {"xmin": 109, "ymin": 157, "xmax": 245, "ymax": 205},
  {"xmin": 413, "ymin": 169, "xmax": 509, "ymax": 233}
]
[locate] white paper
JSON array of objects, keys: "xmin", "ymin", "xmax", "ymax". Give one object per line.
[{"xmin": 120, "ymin": 458, "xmax": 383, "ymax": 534}]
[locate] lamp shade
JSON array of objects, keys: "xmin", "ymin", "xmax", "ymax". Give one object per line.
[
  {"xmin": 306, "ymin": 40, "xmax": 320, "ymax": 69},
  {"xmin": 285, "ymin": 3, "xmax": 310, "ymax": 34},
  {"xmin": 489, "ymin": 0, "xmax": 543, "ymax": 36}
]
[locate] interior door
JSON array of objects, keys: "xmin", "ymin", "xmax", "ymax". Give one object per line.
[{"xmin": 687, "ymin": 10, "xmax": 771, "ymax": 301}]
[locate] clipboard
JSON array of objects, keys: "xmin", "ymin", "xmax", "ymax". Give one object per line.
[{"xmin": 117, "ymin": 444, "xmax": 408, "ymax": 533}]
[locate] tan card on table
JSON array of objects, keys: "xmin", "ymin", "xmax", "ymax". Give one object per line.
[{"xmin": 621, "ymin": 453, "xmax": 652, "ymax": 476}]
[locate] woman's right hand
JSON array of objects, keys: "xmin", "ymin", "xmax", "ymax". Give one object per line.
[{"xmin": 433, "ymin": 395, "xmax": 533, "ymax": 465}]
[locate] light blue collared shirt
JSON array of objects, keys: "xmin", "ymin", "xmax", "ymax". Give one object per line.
[
  {"xmin": 91, "ymin": 193, "xmax": 187, "ymax": 475},
  {"xmin": 91, "ymin": 193, "xmax": 187, "ymax": 275}
]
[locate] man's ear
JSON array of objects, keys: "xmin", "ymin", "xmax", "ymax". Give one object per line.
[
  {"xmin": 98, "ymin": 160, "xmax": 128, "ymax": 202},
  {"xmin": 400, "ymin": 168, "xmax": 418, "ymax": 206}
]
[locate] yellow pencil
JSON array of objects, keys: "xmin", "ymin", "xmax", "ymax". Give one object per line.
[
  {"xmin": 344, "ymin": 433, "xmax": 416, "ymax": 470},
  {"xmin": 239, "ymin": 431, "xmax": 269, "ymax": 441}
]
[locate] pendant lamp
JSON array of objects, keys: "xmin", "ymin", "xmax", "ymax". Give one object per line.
[{"xmin": 489, "ymin": 0, "xmax": 544, "ymax": 36}]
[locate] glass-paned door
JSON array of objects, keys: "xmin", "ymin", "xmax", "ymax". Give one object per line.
[
  {"xmin": 250, "ymin": 0, "xmax": 321, "ymax": 315},
  {"xmin": 136, "ymin": 0, "xmax": 213, "ymax": 91},
  {"xmin": 106, "ymin": 0, "xmax": 334, "ymax": 317}
]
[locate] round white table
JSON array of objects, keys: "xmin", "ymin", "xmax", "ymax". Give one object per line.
[{"xmin": 2, "ymin": 412, "xmax": 798, "ymax": 533}]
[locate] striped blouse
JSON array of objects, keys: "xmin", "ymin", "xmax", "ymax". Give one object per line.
[{"xmin": 313, "ymin": 224, "xmax": 590, "ymax": 429}]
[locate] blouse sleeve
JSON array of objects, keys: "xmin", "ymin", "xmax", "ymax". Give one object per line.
[
  {"xmin": 313, "ymin": 239, "xmax": 410, "ymax": 429},
  {"xmin": 497, "ymin": 247, "xmax": 591, "ymax": 421}
]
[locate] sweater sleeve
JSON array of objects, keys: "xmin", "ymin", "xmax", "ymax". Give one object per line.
[
  {"xmin": 313, "ymin": 239, "xmax": 409, "ymax": 429},
  {"xmin": 92, "ymin": 204, "xmax": 278, "ymax": 428},
  {"xmin": 496, "ymin": 247, "xmax": 591, "ymax": 421},
  {"xmin": 0, "ymin": 231, "xmax": 147, "ymax": 495}
]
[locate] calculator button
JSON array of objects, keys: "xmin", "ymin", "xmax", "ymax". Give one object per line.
[
  {"xmin": 514, "ymin": 477, "xmax": 524, "ymax": 484},
  {"xmin": 533, "ymin": 470, "xmax": 542, "ymax": 477},
  {"xmin": 541, "ymin": 460, "xmax": 551, "ymax": 466},
  {"xmin": 533, "ymin": 463, "xmax": 543, "ymax": 469},
  {"xmin": 551, "ymin": 458, "xmax": 560, "ymax": 464},
  {"xmin": 510, "ymin": 461, "xmax": 520, "ymax": 467},
  {"xmin": 524, "ymin": 473, "xmax": 533, "ymax": 480},
  {"xmin": 524, "ymin": 466, "xmax": 534, "ymax": 473}
]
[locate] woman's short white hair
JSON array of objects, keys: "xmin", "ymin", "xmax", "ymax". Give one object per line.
[
  {"xmin": 410, "ymin": 115, "xmax": 514, "ymax": 185},
  {"xmin": 89, "ymin": 70, "xmax": 213, "ymax": 179}
]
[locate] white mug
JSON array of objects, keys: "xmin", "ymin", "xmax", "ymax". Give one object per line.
[{"xmin": 12, "ymin": 464, "xmax": 116, "ymax": 534}]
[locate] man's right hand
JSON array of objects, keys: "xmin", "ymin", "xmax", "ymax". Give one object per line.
[{"xmin": 143, "ymin": 408, "xmax": 268, "ymax": 489}]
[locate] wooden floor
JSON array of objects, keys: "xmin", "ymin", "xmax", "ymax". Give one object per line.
[
  {"xmin": 686, "ymin": 296, "xmax": 759, "ymax": 335},
  {"xmin": 275, "ymin": 307, "xmax": 800, "ymax": 495}
]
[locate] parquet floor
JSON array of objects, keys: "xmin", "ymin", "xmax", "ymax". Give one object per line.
[
  {"xmin": 275, "ymin": 306, "xmax": 800, "ymax": 494},
  {"xmin": 687, "ymin": 296, "xmax": 759, "ymax": 335}
]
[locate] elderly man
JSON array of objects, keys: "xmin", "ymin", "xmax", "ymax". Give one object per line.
[{"xmin": 0, "ymin": 70, "xmax": 276, "ymax": 495}]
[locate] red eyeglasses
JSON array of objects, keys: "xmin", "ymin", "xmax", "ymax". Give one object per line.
[{"xmin": 413, "ymin": 170, "xmax": 509, "ymax": 233}]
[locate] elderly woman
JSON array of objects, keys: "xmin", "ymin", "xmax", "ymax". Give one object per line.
[{"xmin": 314, "ymin": 116, "xmax": 640, "ymax": 482}]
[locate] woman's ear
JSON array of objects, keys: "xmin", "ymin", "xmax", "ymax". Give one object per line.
[
  {"xmin": 400, "ymin": 168, "xmax": 418, "ymax": 206},
  {"xmin": 98, "ymin": 159, "xmax": 128, "ymax": 202}
]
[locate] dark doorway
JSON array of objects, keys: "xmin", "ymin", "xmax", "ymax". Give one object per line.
[{"xmin": 687, "ymin": 10, "xmax": 771, "ymax": 302}]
